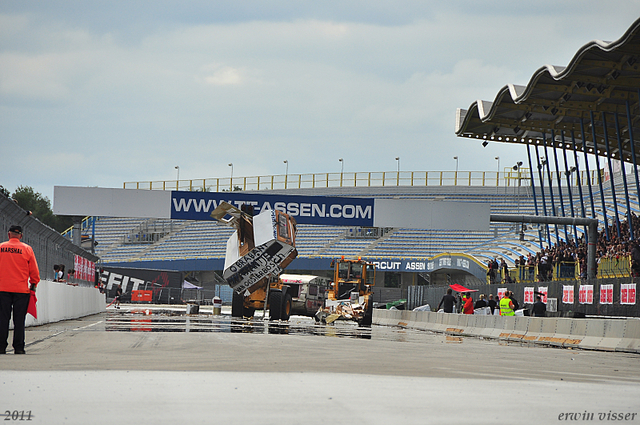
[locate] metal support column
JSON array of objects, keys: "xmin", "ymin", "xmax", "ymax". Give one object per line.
[
  {"xmin": 526, "ymin": 144, "xmax": 543, "ymax": 245},
  {"xmin": 561, "ymin": 131, "xmax": 578, "ymax": 240},
  {"xmin": 614, "ymin": 112, "xmax": 634, "ymax": 240},
  {"xmin": 543, "ymin": 134, "xmax": 560, "ymax": 243},
  {"xmin": 580, "ymin": 118, "xmax": 597, "ymax": 219},
  {"xmin": 590, "ymin": 111, "xmax": 610, "ymax": 240},
  {"xmin": 627, "ymin": 96, "xmax": 640, "ymax": 211},
  {"xmin": 551, "ymin": 130, "xmax": 569, "ymax": 239},
  {"xmin": 571, "ymin": 130, "xmax": 589, "ymax": 242},
  {"xmin": 601, "ymin": 111, "xmax": 621, "ymax": 240},
  {"xmin": 535, "ymin": 144, "xmax": 552, "ymax": 246}
]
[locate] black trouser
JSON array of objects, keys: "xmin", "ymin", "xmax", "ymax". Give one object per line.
[{"xmin": 0, "ymin": 291, "xmax": 30, "ymax": 352}]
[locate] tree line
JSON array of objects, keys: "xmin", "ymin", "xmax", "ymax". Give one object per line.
[{"xmin": 1, "ymin": 186, "xmax": 73, "ymax": 233}]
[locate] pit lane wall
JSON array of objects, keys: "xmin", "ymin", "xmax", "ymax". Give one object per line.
[
  {"xmin": 372, "ymin": 309, "xmax": 640, "ymax": 353},
  {"xmin": 13, "ymin": 280, "xmax": 106, "ymax": 329}
]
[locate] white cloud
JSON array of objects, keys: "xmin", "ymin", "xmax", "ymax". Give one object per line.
[{"xmin": 0, "ymin": 4, "xmax": 636, "ymax": 200}]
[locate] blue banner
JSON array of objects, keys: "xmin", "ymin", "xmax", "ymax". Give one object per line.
[{"xmin": 170, "ymin": 191, "xmax": 375, "ymax": 226}]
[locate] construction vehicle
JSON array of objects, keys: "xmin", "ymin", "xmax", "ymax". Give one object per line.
[
  {"xmin": 316, "ymin": 257, "xmax": 376, "ymax": 326},
  {"xmin": 210, "ymin": 202, "xmax": 298, "ymax": 320}
]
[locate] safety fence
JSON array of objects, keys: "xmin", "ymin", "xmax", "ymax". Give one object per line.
[
  {"xmin": 123, "ymin": 168, "xmax": 598, "ymax": 192},
  {"xmin": 407, "ymin": 277, "xmax": 639, "ymax": 317},
  {"xmin": 373, "ymin": 309, "xmax": 640, "ymax": 353},
  {"xmin": 0, "ymin": 194, "xmax": 98, "ymax": 283}
]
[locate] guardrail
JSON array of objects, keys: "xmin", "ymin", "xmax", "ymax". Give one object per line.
[{"xmin": 124, "ymin": 169, "xmax": 597, "ymax": 192}]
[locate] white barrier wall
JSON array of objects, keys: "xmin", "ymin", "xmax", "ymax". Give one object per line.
[
  {"xmin": 12, "ymin": 280, "xmax": 106, "ymax": 328},
  {"xmin": 372, "ymin": 309, "xmax": 640, "ymax": 354}
]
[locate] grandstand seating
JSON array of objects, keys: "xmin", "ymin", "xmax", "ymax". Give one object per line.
[{"xmin": 78, "ymin": 170, "xmax": 639, "ymax": 273}]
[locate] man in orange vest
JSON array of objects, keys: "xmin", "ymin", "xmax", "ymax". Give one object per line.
[{"xmin": 0, "ymin": 225, "xmax": 40, "ymax": 354}]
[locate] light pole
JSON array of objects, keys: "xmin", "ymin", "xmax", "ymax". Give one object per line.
[
  {"xmin": 513, "ymin": 161, "xmax": 523, "ymax": 214},
  {"xmin": 228, "ymin": 163, "xmax": 233, "ymax": 191},
  {"xmin": 495, "ymin": 156, "xmax": 500, "ymax": 193},
  {"xmin": 283, "ymin": 160, "xmax": 288, "ymax": 189},
  {"xmin": 174, "ymin": 166, "xmax": 180, "ymax": 189},
  {"xmin": 395, "ymin": 157, "xmax": 400, "ymax": 186},
  {"xmin": 453, "ymin": 156, "xmax": 458, "ymax": 185},
  {"xmin": 339, "ymin": 158, "xmax": 344, "ymax": 186}
]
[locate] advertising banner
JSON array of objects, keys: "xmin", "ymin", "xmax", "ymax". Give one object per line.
[
  {"xmin": 524, "ymin": 287, "xmax": 534, "ymax": 304},
  {"xmin": 497, "ymin": 287, "xmax": 507, "ymax": 299},
  {"xmin": 579, "ymin": 285, "xmax": 593, "ymax": 304},
  {"xmin": 100, "ymin": 267, "xmax": 183, "ymax": 303},
  {"xmin": 600, "ymin": 284, "xmax": 613, "ymax": 305},
  {"xmin": 171, "ymin": 191, "xmax": 375, "ymax": 226},
  {"xmin": 537, "ymin": 286, "xmax": 548, "ymax": 304},
  {"xmin": 621, "ymin": 283, "xmax": 637, "ymax": 305},
  {"xmin": 562, "ymin": 285, "xmax": 574, "ymax": 304},
  {"xmin": 73, "ymin": 255, "xmax": 96, "ymax": 283}
]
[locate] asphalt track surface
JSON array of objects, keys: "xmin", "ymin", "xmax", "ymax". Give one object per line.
[{"xmin": 2, "ymin": 305, "xmax": 639, "ymax": 425}]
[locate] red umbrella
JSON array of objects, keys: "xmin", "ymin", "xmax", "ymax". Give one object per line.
[
  {"xmin": 27, "ymin": 290, "xmax": 37, "ymax": 319},
  {"xmin": 449, "ymin": 284, "xmax": 479, "ymax": 293}
]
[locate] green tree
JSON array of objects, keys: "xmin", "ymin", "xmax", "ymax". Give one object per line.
[{"xmin": 11, "ymin": 186, "xmax": 73, "ymax": 233}]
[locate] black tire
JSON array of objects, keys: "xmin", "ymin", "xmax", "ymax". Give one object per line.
[
  {"xmin": 231, "ymin": 291, "xmax": 245, "ymax": 318},
  {"xmin": 281, "ymin": 293, "xmax": 292, "ymax": 321},
  {"xmin": 270, "ymin": 289, "xmax": 283, "ymax": 320}
]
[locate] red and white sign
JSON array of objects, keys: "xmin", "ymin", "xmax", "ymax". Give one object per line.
[
  {"xmin": 537, "ymin": 286, "xmax": 548, "ymax": 304},
  {"xmin": 497, "ymin": 288, "xmax": 507, "ymax": 299},
  {"xmin": 600, "ymin": 284, "xmax": 613, "ymax": 304},
  {"xmin": 74, "ymin": 255, "xmax": 96, "ymax": 282},
  {"xmin": 579, "ymin": 285, "xmax": 593, "ymax": 304},
  {"xmin": 524, "ymin": 287, "xmax": 534, "ymax": 304},
  {"xmin": 562, "ymin": 285, "xmax": 574, "ymax": 304},
  {"xmin": 621, "ymin": 283, "xmax": 637, "ymax": 305}
]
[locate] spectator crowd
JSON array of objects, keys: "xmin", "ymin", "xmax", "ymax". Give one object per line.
[{"xmin": 487, "ymin": 212, "xmax": 640, "ymax": 283}]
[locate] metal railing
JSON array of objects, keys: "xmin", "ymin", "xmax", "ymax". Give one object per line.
[
  {"xmin": 486, "ymin": 256, "xmax": 633, "ymax": 284},
  {"xmin": 124, "ymin": 169, "xmax": 597, "ymax": 192}
]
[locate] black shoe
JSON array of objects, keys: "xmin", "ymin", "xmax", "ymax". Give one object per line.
[{"xmin": 14, "ymin": 349, "xmax": 25, "ymax": 354}]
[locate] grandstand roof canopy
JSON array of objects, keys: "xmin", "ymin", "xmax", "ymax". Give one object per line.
[{"xmin": 456, "ymin": 17, "xmax": 640, "ymax": 164}]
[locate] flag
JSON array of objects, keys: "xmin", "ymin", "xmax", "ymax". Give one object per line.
[{"xmin": 27, "ymin": 290, "xmax": 37, "ymax": 319}]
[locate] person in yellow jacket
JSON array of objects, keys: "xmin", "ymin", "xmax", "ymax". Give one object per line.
[
  {"xmin": 499, "ymin": 291, "xmax": 515, "ymax": 316},
  {"xmin": 0, "ymin": 225, "xmax": 40, "ymax": 354}
]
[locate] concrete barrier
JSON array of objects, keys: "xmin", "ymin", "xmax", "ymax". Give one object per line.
[
  {"xmin": 598, "ymin": 319, "xmax": 626, "ymax": 351},
  {"xmin": 505, "ymin": 316, "xmax": 530, "ymax": 342},
  {"xmin": 547, "ymin": 318, "xmax": 574, "ymax": 347},
  {"xmin": 578, "ymin": 319, "xmax": 606, "ymax": 350},
  {"xmin": 536, "ymin": 317, "xmax": 560, "ymax": 346},
  {"xmin": 433, "ymin": 312, "xmax": 448, "ymax": 333},
  {"xmin": 476, "ymin": 315, "xmax": 496, "ymax": 339},
  {"xmin": 489, "ymin": 316, "xmax": 506, "ymax": 339},
  {"xmin": 17, "ymin": 280, "xmax": 105, "ymax": 329},
  {"xmin": 522, "ymin": 317, "xmax": 545, "ymax": 343},
  {"xmin": 617, "ymin": 319, "xmax": 640, "ymax": 353},
  {"xmin": 373, "ymin": 309, "xmax": 640, "ymax": 353}
]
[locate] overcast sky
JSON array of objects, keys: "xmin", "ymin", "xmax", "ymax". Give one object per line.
[{"xmin": 1, "ymin": 1, "xmax": 638, "ymax": 201}]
